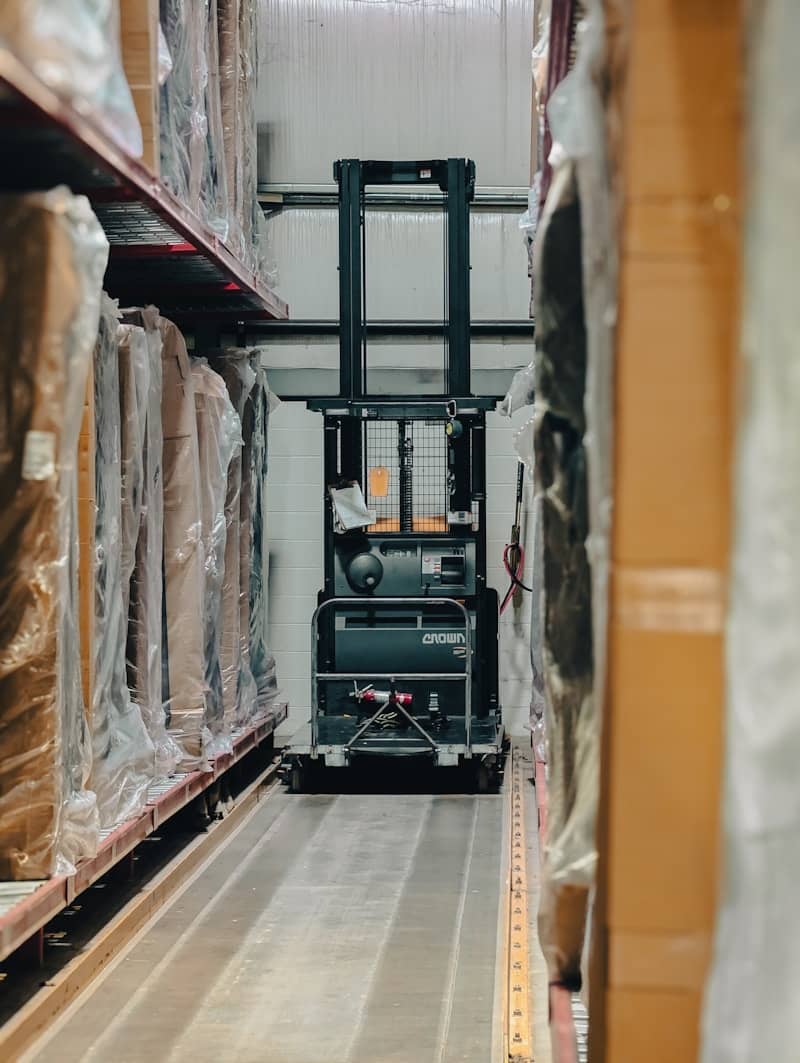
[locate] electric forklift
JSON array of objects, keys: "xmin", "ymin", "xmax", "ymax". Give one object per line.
[{"xmin": 288, "ymin": 159, "xmax": 505, "ymax": 790}]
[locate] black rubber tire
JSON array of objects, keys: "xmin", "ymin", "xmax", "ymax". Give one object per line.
[
  {"xmin": 290, "ymin": 763, "xmax": 305, "ymax": 794},
  {"xmin": 476, "ymin": 762, "xmax": 491, "ymax": 794}
]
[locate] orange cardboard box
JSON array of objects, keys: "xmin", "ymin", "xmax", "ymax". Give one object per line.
[
  {"xmin": 606, "ymin": 617, "xmax": 723, "ymax": 934},
  {"xmin": 605, "ymin": 987, "xmax": 702, "ymax": 1063},
  {"xmin": 120, "ymin": 0, "xmax": 160, "ymax": 173}
]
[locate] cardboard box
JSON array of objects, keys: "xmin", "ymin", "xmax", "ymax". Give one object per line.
[
  {"xmin": 606, "ymin": 619, "xmax": 723, "ymax": 933},
  {"xmin": 605, "ymin": 988, "xmax": 702, "ymax": 1063},
  {"xmin": 590, "ymin": 2, "xmax": 743, "ymax": 1059},
  {"xmin": 120, "ymin": 0, "xmax": 160, "ymax": 173},
  {"xmin": 614, "ymin": 261, "xmax": 734, "ymax": 568}
]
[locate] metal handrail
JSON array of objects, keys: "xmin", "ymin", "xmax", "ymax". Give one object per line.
[{"xmin": 310, "ymin": 596, "xmax": 473, "ymax": 757}]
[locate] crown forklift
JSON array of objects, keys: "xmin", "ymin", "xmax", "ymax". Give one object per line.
[{"xmin": 288, "ymin": 159, "xmax": 505, "ymax": 791}]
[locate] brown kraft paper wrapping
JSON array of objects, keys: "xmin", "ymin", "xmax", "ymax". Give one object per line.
[
  {"xmin": 159, "ymin": 318, "xmax": 208, "ymax": 766},
  {"xmin": 0, "ymin": 190, "xmax": 106, "ymax": 878}
]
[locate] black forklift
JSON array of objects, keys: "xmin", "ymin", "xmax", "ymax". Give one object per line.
[{"xmin": 288, "ymin": 159, "xmax": 505, "ymax": 790}]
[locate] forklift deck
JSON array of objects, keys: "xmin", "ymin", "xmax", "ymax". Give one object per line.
[{"xmin": 289, "ymin": 716, "xmax": 503, "ymax": 759}]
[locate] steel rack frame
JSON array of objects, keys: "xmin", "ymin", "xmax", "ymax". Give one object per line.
[
  {"xmin": 0, "ymin": 705, "xmax": 287, "ymax": 966},
  {"xmin": 0, "ymin": 48, "xmax": 288, "ymax": 320}
]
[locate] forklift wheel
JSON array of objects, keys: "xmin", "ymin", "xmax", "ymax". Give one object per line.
[
  {"xmin": 475, "ymin": 762, "xmax": 491, "ymax": 794},
  {"xmin": 290, "ymin": 762, "xmax": 305, "ymax": 794}
]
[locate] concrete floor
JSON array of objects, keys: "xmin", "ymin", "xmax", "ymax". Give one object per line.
[{"xmin": 30, "ymin": 785, "xmax": 510, "ymax": 1063}]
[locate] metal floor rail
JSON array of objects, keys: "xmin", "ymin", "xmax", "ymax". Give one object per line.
[
  {"xmin": 0, "ymin": 705, "xmax": 287, "ymax": 964},
  {"xmin": 29, "ymin": 784, "xmax": 507, "ymax": 1063}
]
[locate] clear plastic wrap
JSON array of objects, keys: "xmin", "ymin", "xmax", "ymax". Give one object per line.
[
  {"xmin": 248, "ymin": 362, "xmax": 281, "ymax": 719},
  {"xmin": 219, "ymin": 428, "xmax": 245, "ymax": 730},
  {"xmin": 160, "ymin": 0, "xmax": 229, "ymax": 240},
  {"xmin": 218, "ymin": 0, "xmax": 243, "ymax": 260},
  {"xmin": 158, "ymin": 21, "xmax": 173, "ymax": 86},
  {"xmin": 118, "ymin": 324, "xmax": 148, "ymax": 634},
  {"xmin": 532, "ymin": 5, "xmax": 551, "ymax": 116},
  {"xmin": 499, "ymin": 361, "xmax": 536, "ymax": 418},
  {"xmin": 209, "ymin": 350, "xmax": 259, "ymax": 725},
  {"xmin": 191, "ymin": 359, "xmax": 243, "ymax": 754},
  {"xmin": 90, "ymin": 298, "xmax": 155, "ymax": 829},
  {"xmin": 533, "ymin": 0, "xmax": 615, "ymax": 988},
  {"xmin": 238, "ymin": 0, "xmax": 276, "ymax": 282},
  {"xmin": 0, "ymin": 188, "xmax": 107, "ymax": 879},
  {"xmin": 159, "ymin": 316, "xmax": 211, "ymax": 769},
  {"xmin": 529, "ymin": 489, "xmax": 547, "ymax": 764},
  {"xmin": 119, "ymin": 309, "xmax": 182, "ymax": 778},
  {"xmin": 510, "ymin": 408, "xmax": 547, "ymax": 762},
  {"xmin": 0, "ymin": 1, "xmax": 143, "ymax": 157},
  {"xmin": 238, "ymin": 0, "xmax": 257, "ymax": 267},
  {"xmin": 702, "ymin": 4, "xmax": 800, "ymax": 1059}
]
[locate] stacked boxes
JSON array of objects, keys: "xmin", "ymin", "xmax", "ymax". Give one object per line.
[
  {"xmin": 0, "ymin": 7, "xmax": 279, "ymax": 881},
  {"xmin": 0, "ymin": 213, "xmax": 280, "ymax": 877}
]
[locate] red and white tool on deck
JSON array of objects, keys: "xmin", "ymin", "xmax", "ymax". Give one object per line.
[{"xmin": 349, "ymin": 684, "xmax": 413, "ymax": 709}]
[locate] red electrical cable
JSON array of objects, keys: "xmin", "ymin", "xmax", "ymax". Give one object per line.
[{"xmin": 500, "ymin": 542, "xmax": 532, "ymax": 615}]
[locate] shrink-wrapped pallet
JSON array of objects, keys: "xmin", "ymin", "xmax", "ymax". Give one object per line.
[
  {"xmin": 191, "ymin": 359, "xmax": 242, "ymax": 752},
  {"xmin": 211, "ymin": 350, "xmax": 259, "ymax": 726},
  {"xmin": 121, "ymin": 309, "xmax": 181, "ymax": 778},
  {"xmin": 532, "ymin": 104, "xmax": 594, "ymax": 998},
  {"xmin": 217, "ymin": 0, "xmax": 272, "ymax": 276},
  {"xmin": 533, "ymin": 0, "xmax": 614, "ymax": 991},
  {"xmin": 248, "ymin": 362, "xmax": 280, "ymax": 718},
  {"xmin": 0, "ymin": 0, "xmax": 142, "ymax": 157},
  {"xmin": 160, "ymin": 317, "xmax": 210, "ymax": 768},
  {"xmin": 217, "ymin": 0, "xmax": 243, "ymax": 259},
  {"xmin": 160, "ymin": 0, "xmax": 229, "ymax": 240},
  {"xmin": 89, "ymin": 299, "xmax": 155, "ymax": 828},
  {"xmin": 0, "ymin": 188, "xmax": 107, "ymax": 879},
  {"xmin": 238, "ymin": 0, "xmax": 257, "ymax": 267},
  {"xmin": 239, "ymin": 0, "xmax": 274, "ymax": 280}
]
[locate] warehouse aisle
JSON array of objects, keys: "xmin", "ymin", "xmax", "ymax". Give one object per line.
[{"xmin": 29, "ymin": 784, "xmax": 507, "ymax": 1063}]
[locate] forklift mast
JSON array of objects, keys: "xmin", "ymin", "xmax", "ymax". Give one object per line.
[{"xmin": 297, "ymin": 158, "xmax": 504, "ymax": 775}]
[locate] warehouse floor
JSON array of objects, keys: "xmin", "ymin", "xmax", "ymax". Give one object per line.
[{"xmin": 24, "ymin": 761, "xmax": 550, "ymax": 1063}]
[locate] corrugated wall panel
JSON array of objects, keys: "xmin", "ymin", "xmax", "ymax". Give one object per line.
[
  {"xmin": 265, "ymin": 208, "xmax": 531, "ymax": 319},
  {"xmin": 257, "ymin": 0, "xmax": 533, "ymax": 188}
]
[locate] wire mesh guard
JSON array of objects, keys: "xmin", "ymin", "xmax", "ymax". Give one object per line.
[{"xmin": 365, "ymin": 419, "xmax": 449, "ymax": 533}]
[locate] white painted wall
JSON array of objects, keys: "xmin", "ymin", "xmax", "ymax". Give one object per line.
[
  {"xmin": 257, "ymin": 0, "xmax": 533, "ymax": 188},
  {"xmin": 267, "ymin": 401, "xmax": 534, "ymax": 739},
  {"xmin": 265, "ymin": 209, "xmax": 531, "ymax": 320}
]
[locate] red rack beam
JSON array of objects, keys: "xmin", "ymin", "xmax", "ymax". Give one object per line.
[
  {"xmin": 0, "ymin": 705, "xmax": 287, "ymax": 964},
  {"xmin": 110, "ymin": 243, "xmax": 199, "ymax": 258}
]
